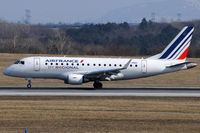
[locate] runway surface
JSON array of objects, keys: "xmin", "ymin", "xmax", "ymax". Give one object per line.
[{"xmin": 0, "ymin": 87, "xmax": 200, "ymax": 97}]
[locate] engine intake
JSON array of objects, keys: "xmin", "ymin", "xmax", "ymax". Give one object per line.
[{"xmin": 65, "ymin": 74, "xmax": 84, "ymax": 85}]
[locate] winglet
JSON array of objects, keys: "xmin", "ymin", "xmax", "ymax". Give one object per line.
[{"xmin": 122, "ymin": 59, "xmax": 132, "ymax": 69}]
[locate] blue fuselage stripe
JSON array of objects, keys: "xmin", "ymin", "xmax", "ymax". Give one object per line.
[
  {"xmin": 159, "ymin": 26, "xmax": 193, "ymax": 59},
  {"xmin": 168, "ymin": 32, "xmax": 193, "ymax": 59}
]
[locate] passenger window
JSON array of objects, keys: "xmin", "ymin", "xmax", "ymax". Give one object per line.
[
  {"xmin": 56, "ymin": 63, "xmax": 58, "ymax": 65},
  {"xmin": 61, "ymin": 63, "xmax": 63, "ymax": 65},
  {"xmin": 130, "ymin": 64, "xmax": 132, "ymax": 67},
  {"xmin": 51, "ymin": 63, "xmax": 53, "ymax": 65},
  {"xmin": 119, "ymin": 64, "xmax": 122, "ymax": 67},
  {"xmin": 135, "ymin": 65, "xmax": 138, "ymax": 67},
  {"xmin": 87, "ymin": 64, "xmax": 90, "ymax": 66},
  {"xmin": 114, "ymin": 64, "xmax": 117, "ymax": 67},
  {"xmin": 109, "ymin": 64, "xmax": 111, "ymax": 67},
  {"xmin": 72, "ymin": 63, "xmax": 74, "ymax": 66},
  {"xmin": 82, "ymin": 63, "xmax": 84, "ymax": 66},
  {"xmin": 77, "ymin": 63, "xmax": 79, "ymax": 66},
  {"xmin": 45, "ymin": 63, "xmax": 48, "ymax": 65},
  {"xmin": 104, "ymin": 64, "xmax": 106, "ymax": 66},
  {"xmin": 99, "ymin": 64, "xmax": 101, "ymax": 66},
  {"xmin": 93, "ymin": 64, "xmax": 96, "ymax": 66},
  {"xmin": 66, "ymin": 63, "xmax": 68, "ymax": 66}
]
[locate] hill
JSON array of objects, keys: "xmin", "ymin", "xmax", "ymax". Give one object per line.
[{"xmin": 0, "ymin": 19, "xmax": 200, "ymax": 57}]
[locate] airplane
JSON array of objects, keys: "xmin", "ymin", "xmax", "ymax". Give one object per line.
[{"xmin": 2, "ymin": 26, "xmax": 197, "ymax": 89}]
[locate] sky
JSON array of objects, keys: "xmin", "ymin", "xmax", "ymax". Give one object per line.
[{"xmin": 0, "ymin": 0, "xmax": 199, "ymax": 24}]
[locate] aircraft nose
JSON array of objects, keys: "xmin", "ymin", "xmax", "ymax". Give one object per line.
[
  {"xmin": 3, "ymin": 68, "xmax": 10, "ymax": 75},
  {"xmin": 3, "ymin": 69, "xmax": 8, "ymax": 75}
]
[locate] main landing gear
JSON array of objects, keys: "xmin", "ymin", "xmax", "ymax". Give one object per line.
[
  {"xmin": 93, "ymin": 81, "xmax": 103, "ymax": 89},
  {"xmin": 26, "ymin": 78, "xmax": 32, "ymax": 88}
]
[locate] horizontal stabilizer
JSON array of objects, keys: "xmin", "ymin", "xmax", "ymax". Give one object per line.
[{"xmin": 166, "ymin": 62, "xmax": 197, "ymax": 69}]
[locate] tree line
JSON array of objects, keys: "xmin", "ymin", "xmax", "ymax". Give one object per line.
[{"xmin": 0, "ymin": 19, "xmax": 200, "ymax": 57}]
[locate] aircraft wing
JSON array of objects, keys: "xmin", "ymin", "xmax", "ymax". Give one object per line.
[{"xmin": 84, "ymin": 59, "xmax": 131, "ymax": 80}]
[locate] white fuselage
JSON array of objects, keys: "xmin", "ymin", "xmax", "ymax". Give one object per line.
[{"xmin": 3, "ymin": 56, "xmax": 188, "ymax": 83}]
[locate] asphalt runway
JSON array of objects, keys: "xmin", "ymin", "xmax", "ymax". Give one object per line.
[{"xmin": 0, "ymin": 87, "xmax": 200, "ymax": 97}]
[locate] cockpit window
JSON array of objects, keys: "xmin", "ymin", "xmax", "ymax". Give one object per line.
[
  {"xmin": 20, "ymin": 61, "xmax": 25, "ymax": 65},
  {"xmin": 14, "ymin": 60, "xmax": 25, "ymax": 65},
  {"xmin": 14, "ymin": 60, "xmax": 20, "ymax": 64}
]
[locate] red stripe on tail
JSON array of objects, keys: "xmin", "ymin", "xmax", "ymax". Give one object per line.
[{"xmin": 178, "ymin": 46, "xmax": 189, "ymax": 60}]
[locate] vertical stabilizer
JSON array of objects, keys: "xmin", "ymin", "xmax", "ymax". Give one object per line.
[{"xmin": 148, "ymin": 26, "xmax": 194, "ymax": 60}]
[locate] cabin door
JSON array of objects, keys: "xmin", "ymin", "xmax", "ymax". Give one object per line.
[
  {"xmin": 34, "ymin": 58, "xmax": 40, "ymax": 71},
  {"xmin": 141, "ymin": 60, "xmax": 147, "ymax": 73}
]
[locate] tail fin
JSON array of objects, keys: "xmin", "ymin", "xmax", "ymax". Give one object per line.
[{"xmin": 149, "ymin": 26, "xmax": 194, "ymax": 60}]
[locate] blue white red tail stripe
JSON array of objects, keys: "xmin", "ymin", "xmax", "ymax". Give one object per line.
[
  {"xmin": 159, "ymin": 26, "xmax": 194, "ymax": 60},
  {"xmin": 174, "ymin": 41, "xmax": 191, "ymax": 59},
  {"xmin": 168, "ymin": 31, "xmax": 193, "ymax": 59}
]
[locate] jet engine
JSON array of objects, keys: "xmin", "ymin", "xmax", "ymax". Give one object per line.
[{"xmin": 64, "ymin": 74, "xmax": 84, "ymax": 85}]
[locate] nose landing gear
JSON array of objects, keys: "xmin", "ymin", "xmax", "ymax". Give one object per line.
[
  {"xmin": 26, "ymin": 78, "xmax": 32, "ymax": 88},
  {"xmin": 27, "ymin": 81, "xmax": 31, "ymax": 88}
]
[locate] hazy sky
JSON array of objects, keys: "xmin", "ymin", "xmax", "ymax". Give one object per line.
[
  {"xmin": 0, "ymin": 0, "xmax": 199, "ymax": 24},
  {"xmin": 0, "ymin": 0, "xmax": 162, "ymax": 23}
]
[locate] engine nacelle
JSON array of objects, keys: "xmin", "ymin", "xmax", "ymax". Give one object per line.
[
  {"xmin": 105, "ymin": 73, "xmax": 124, "ymax": 81},
  {"xmin": 65, "ymin": 74, "xmax": 84, "ymax": 85},
  {"xmin": 110, "ymin": 73, "xmax": 124, "ymax": 80}
]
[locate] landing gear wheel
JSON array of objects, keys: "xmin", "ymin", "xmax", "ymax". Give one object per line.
[
  {"xmin": 26, "ymin": 79, "xmax": 32, "ymax": 88},
  {"xmin": 93, "ymin": 82, "xmax": 103, "ymax": 89},
  {"xmin": 27, "ymin": 83, "xmax": 31, "ymax": 88}
]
